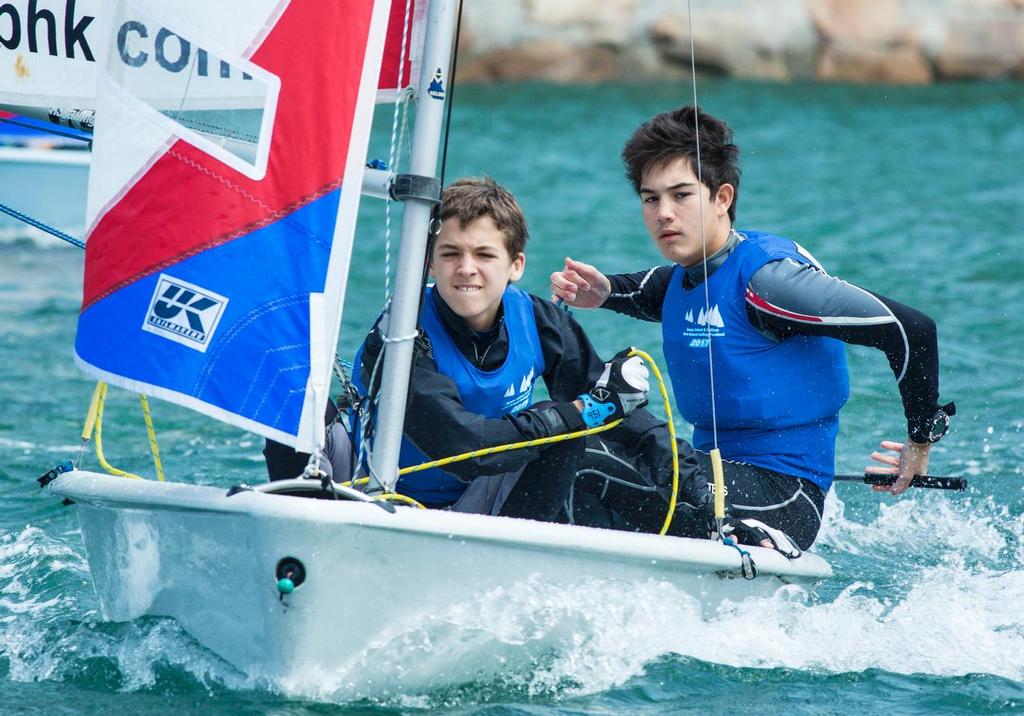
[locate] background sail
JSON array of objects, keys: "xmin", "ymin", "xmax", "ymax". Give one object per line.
[
  {"xmin": 0, "ymin": 0, "xmax": 102, "ymax": 110},
  {"xmin": 0, "ymin": 0, "xmax": 423, "ymax": 116},
  {"xmin": 75, "ymin": 0, "xmax": 393, "ymax": 451}
]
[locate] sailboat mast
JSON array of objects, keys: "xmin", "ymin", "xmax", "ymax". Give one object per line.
[{"xmin": 370, "ymin": 0, "xmax": 459, "ymax": 492}]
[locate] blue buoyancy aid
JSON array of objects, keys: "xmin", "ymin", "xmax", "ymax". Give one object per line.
[
  {"xmin": 661, "ymin": 231, "xmax": 849, "ymax": 488},
  {"xmin": 360, "ymin": 285, "xmax": 546, "ymax": 505}
]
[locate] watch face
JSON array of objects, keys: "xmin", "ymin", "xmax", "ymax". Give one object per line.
[{"xmin": 928, "ymin": 412, "xmax": 950, "ymax": 442}]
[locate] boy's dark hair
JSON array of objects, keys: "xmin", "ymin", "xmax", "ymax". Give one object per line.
[
  {"xmin": 439, "ymin": 177, "xmax": 529, "ymax": 258},
  {"xmin": 621, "ymin": 106, "xmax": 741, "ymax": 223}
]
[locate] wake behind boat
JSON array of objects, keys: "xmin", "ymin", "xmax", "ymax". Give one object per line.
[{"xmin": 5, "ymin": 0, "xmax": 833, "ymax": 688}]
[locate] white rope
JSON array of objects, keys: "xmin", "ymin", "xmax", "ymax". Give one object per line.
[
  {"xmin": 383, "ymin": 0, "xmax": 415, "ymax": 303},
  {"xmin": 381, "ymin": 330, "xmax": 418, "ymax": 344}
]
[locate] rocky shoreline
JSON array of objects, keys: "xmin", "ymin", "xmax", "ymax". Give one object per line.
[{"xmin": 456, "ymin": 0, "xmax": 1024, "ymax": 84}]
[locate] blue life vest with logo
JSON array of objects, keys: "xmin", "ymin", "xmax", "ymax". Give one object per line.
[
  {"xmin": 365, "ymin": 285, "xmax": 546, "ymax": 505},
  {"xmin": 661, "ymin": 231, "xmax": 849, "ymax": 488}
]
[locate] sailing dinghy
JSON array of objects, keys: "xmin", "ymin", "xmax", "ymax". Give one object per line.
[{"xmin": 9, "ymin": 0, "xmax": 831, "ymax": 686}]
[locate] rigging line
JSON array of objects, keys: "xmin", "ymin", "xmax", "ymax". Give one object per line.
[
  {"xmin": 383, "ymin": 0, "xmax": 415, "ymax": 303},
  {"xmin": 437, "ymin": 0, "xmax": 465, "ymax": 188},
  {"xmin": 687, "ymin": 0, "xmax": 719, "ymax": 451},
  {"xmin": 177, "ymin": 50, "xmax": 200, "ymax": 116},
  {"xmin": 0, "ymin": 116, "xmax": 91, "ymax": 144},
  {"xmin": 0, "ymin": 202, "xmax": 85, "ymax": 249}
]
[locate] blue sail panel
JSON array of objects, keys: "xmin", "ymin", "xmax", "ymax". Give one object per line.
[{"xmin": 76, "ymin": 188, "xmax": 341, "ymax": 443}]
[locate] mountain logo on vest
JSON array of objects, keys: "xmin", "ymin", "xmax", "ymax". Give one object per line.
[
  {"xmin": 142, "ymin": 274, "xmax": 228, "ymax": 353},
  {"xmin": 503, "ymin": 366, "xmax": 535, "ymax": 414},
  {"xmin": 682, "ymin": 304, "xmax": 725, "ymax": 347}
]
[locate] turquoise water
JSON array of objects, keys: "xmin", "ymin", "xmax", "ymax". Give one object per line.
[{"xmin": 1, "ymin": 79, "xmax": 1023, "ymax": 714}]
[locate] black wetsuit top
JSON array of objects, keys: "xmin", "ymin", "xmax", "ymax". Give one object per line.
[
  {"xmin": 602, "ymin": 230, "xmax": 943, "ymax": 443},
  {"xmin": 360, "ymin": 288, "xmax": 714, "ymax": 526}
]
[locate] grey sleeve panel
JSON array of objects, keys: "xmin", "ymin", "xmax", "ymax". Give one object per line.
[
  {"xmin": 745, "ymin": 258, "xmax": 941, "ymax": 433},
  {"xmin": 746, "ymin": 258, "xmax": 907, "ymax": 380},
  {"xmin": 748, "ymin": 258, "xmax": 902, "ymax": 324}
]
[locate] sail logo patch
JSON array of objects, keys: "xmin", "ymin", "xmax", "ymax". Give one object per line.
[{"xmin": 142, "ymin": 275, "xmax": 228, "ymax": 352}]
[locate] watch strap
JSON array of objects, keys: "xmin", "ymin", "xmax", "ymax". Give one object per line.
[{"xmin": 578, "ymin": 393, "xmax": 616, "ymax": 429}]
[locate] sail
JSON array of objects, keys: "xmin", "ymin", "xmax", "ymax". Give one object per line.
[
  {"xmin": 0, "ymin": 0, "xmax": 423, "ymax": 118},
  {"xmin": 377, "ymin": 0, "xmax": 427, "ymax": 101},
  {"xmin": 74, "ymin": 0, "xmax": 393, "ymax": 452},
  {"xmin": 0, "ymin": 0, "xmax": 102, "ymax": 110}
]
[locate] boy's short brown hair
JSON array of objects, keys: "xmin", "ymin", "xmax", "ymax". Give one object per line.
[{"xmin": 439, "ymin": 177, "xmax": 529, "ymax": 258}]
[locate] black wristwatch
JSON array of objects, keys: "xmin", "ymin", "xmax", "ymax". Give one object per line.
[{"xmin": 914, "ymin": 401, "xmax": 956, "ymax": 444}]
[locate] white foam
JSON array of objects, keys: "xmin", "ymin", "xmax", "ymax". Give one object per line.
[
  {"xmin": 819, "ymin": 490, "xmax": 1014, "ymax": 568},
  {"xmin": 0, "ymin": 526, "xmax": 248, "ymax": 690},
  {"xmin": 4, "ymin": 487, "xmax": 1023, "ymax": 704},
  {"xmin": 312, "ymin": 556, "xmax": 1024, "ymax": 704}
]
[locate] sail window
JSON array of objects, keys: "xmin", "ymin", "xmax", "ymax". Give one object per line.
[{"xmin": 106, "ymin": 4, "xmax": 279, "ymax": 180}]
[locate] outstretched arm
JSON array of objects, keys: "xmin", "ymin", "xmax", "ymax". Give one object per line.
[{"xmin": 551, "ymin": 259, "xmax": 675, "ymax": 323}]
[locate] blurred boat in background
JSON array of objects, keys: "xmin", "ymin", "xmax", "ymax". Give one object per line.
[{"xmin": 0, "ymin": 111, "xmax": 89, "ymax": 242}]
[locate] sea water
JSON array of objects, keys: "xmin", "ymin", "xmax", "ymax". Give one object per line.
[{"xmin": 0, "ymin": 79, "xmax": 1022, "ymax": 714}]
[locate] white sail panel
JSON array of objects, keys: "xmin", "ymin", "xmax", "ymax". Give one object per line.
[{"xmin": 1, "ymin": 0, "xmax": 426, "ymax": 114}]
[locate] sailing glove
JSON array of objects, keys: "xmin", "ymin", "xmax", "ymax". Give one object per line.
[
  {"xmin": 716, "ymin": 517, "xmax": 802, "ymax": 559},
  {"xmin": 578, "ymin": 348, "xmax": 649, "ymax": 428}
]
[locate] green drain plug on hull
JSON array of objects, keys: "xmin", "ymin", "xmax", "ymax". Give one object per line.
[{"xmin": 276, "ymin": 557, "xmax": 306, "ymax": 600}]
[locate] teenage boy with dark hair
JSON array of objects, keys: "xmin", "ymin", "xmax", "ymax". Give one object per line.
[{"xmin": 550, "ymin": 106, "xmax": 953, "ymax": 550}]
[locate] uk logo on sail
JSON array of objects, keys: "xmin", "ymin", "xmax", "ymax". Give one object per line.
[{"xmin": 142, "ymin": 275, "xmax": 228, "ymax": 352}]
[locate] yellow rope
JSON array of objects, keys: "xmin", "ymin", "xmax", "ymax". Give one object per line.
[
  {"xmin": 375, "ymin": 492, "xmax": 426, "ymax": 509},
  {"xmin": 396, "ymin": 418, "xmax": 623, "ymax": 475},
  {"xmin": 93, "ymin": 382, "xmax": 143, "ymax": 480},
  {"xmin": 338, "ymin": 422, "xmax": 623, "ymax": 510},
  {"xmin": 80, "ymin": 381, "xmax": 103, "ymax": 442},
  {"xmin": 627, "ymin": 349, "xmax": 680, "ymax": 536},
  {"xmin": 79, "ymin": 381, "xmax": 166, "ymax": 481},
  {"xmin": 711, "ymin": 447, "xmax": 726, "ymax": 521},
  {"xmin": 343, "ymin": 348, "xmax": 682, "ymax": 532},
  {"xmin": 138, "ymin": 394, "xmax": 165, "ymax": 482}
]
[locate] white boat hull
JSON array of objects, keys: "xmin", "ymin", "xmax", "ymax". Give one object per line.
[{"xmin": 50, "ymin": 470, "xmax": 831, "ymax": 690}]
